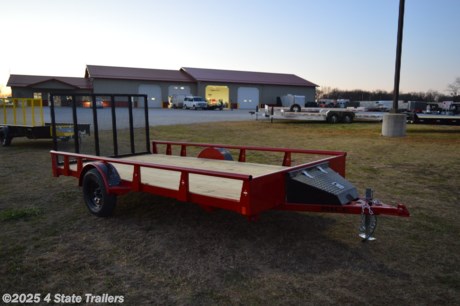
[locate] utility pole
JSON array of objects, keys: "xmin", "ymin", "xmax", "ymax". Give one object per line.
[
  {"xmin": 382, "ymin": 0, "xmax": 407, "ymax": 137},
  {"xmin": 392, "ymin": 0, "xmax": 405, "ymax": 113}
]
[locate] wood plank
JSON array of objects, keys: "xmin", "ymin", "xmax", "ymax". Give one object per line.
[
  {"xmin": 114, "ymin": 154, "xmax": 286, "ymax": 200},
  {"xmin": 121, "ymin": 154, "xmax": 285, "ymax": 177},
  {"xmin": 113, "ymin": 163, "xmax": 244, "ymax": 200},
  {"xmin": 73, "ymin": 154, "xmax": 286, "ymax": 200}
]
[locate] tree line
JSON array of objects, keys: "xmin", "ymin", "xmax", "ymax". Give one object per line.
[{"xmin": 317, "ymin": 77, "xmax": 460, "ymax": 102}]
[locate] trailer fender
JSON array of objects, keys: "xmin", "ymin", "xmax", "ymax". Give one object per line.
[
  {"xmin": 79, "ymin": 162, "xmax": 121, "ymax": 191},
  {"xmin": 197, "ymin": 147, "xmax": 233, "ymax": 160}
]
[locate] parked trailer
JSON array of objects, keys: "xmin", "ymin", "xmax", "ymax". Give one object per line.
[
  {"xmin": 252, "ymin": 106, "xmax": 390, "ymax": 123},
  {"xmin": 49, "ymin": 93, "xmax": 409, "ymax": 241},
  {"xmin": 0, "ymin": 98, "xmax": 90, "ymax": 146},
  {"xmin": 407, "ymin": 112, "xmax": 460, "ymax": 125},
  {"xmin": 256, "ymin": 106, "xmax": 356, "ymax": 123},
  {"xmin": 406, "ymin": 102, "xmax": 460, "ymax": 125}
]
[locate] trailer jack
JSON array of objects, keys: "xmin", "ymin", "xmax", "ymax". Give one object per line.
[{"xmin": 359, "ymin": 189, "xmax": 378, "ymax": 241}]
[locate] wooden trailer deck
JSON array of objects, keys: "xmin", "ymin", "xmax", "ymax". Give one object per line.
[{"xmin": 99, "ymin": 154, "xmax": 286, "ymax": 200}]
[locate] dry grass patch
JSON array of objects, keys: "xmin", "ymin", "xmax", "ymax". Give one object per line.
[{"xmin": 1, "ymin": 121, "xmax": 459, "ymax": 305}]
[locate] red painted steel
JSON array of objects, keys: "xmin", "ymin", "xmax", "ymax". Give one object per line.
[
  {"xmin": 197, "ymin": 147, "xmax": 230, "ymax": 160},
  {"xmin": 151, "ymin": 140, "xmax": 347, "ymax": 176},
  {"xmin": 50, "ymin": 140, "xmax": 409, "ymax": 219},
  {"xmin": 278, "ymin": 202, "xmax": 410, "ymax": 217}
]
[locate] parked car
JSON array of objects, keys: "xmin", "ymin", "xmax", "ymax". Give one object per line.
[
  {"xmin": 183, "ymin": 96, "xmax": 208, "ymax": 110},
  {"xmin": 207, "ymin": 99, "xmax": 224, "ymax": 110},
  {"xmin": 82, "ymin": 97, "xmax": 105, "ymax": 108}
]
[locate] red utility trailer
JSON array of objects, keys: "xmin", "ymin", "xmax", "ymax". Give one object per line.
[{"xmin": 49, "ymin": 94, "xmax": 409, "ymax": 241}]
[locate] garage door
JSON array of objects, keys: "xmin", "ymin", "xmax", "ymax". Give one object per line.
[
  {"xmin": 139, "ymin": 84, "xmax": 162, "ymax": 108},
  {"xmin": 168, "ymin": 85, "xmax": 191, "ymax": 96},
  {"xmin": 237, "ymin": 87, "xmax": 259, "ymax": 109}
]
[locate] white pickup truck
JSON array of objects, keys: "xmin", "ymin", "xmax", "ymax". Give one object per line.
[{"xmin": 183, "ymin": 96, "xmax": 208, "ymax": 110}]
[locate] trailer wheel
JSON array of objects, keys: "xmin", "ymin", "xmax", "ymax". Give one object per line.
[
  {"xmin": 1, "ymin": 135, "xmax": 12, "ymax": 146},
  {"xmin": 82, "ymin": 169, "xmax": 116, "ymax": 217},
  {"xmin": 0, "ymin": 127, "xmax": 12, "ymax": 146},
  {"xmin": 290, "ymin": 104, "xmax": 301, "ymax": 112},
  {"xmin": 328, "ymin": 114, "xmax": 339, "ymax": 123},
  {"xmin": 343, "ymin": 114, "xmax": 353, "ymax": 123}
]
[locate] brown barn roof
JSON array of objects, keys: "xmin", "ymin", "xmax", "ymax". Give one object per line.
[
  {"xmin": 85, "ymin": 65, "xmax": 194, "ymax": 83},
  {"xmin": 8, "ymin": 65, "xmax": 317, "ymax": 90},
  {"xmin": 181, "ymin": 67, "xmax": 317, "ymax": 87},
  {"xmin": 7, "ymin": 74, "xmax": 91, "ymax": 89}
]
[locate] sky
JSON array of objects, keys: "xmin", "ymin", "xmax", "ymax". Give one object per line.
[{"xmin": 1, "ymin": 0, "xmax": 459, "ymax": 94}]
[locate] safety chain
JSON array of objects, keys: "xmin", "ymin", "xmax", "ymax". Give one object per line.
[{"xmin": 362, "ymin": 199, "xmax": 373, "ymax": 215}]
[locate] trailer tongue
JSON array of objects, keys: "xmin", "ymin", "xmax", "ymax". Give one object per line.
[{"xmin": 49, "ymin": 93, "xmax": 409, "ymax": 241}]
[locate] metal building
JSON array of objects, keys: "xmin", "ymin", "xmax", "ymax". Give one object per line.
[{"xmin": 8, "ymin": 65, "xmax": 317, "ymax": 109}]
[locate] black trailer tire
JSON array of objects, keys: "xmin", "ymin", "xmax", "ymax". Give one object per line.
[
  {"xmin": 290, "ymin": 104, "xmax": 301, "ymax": 112},
  {"xmin": 82, "ymin": 168, "xmax": 116, "ymax": 217},
  {"xmin": 0, "ymin": 127, "xmax": 12, "ymax": 146},
  {"xmin": 328, "ymin": 114, "xmax": 339, "ymax": 123},
  {"xmin": 1, "ymin": 135, "xmax": 12, "ymax": 146},
  {"xmin": 343, "ymin": 114, "xmax": 353, "ymax": 123}
]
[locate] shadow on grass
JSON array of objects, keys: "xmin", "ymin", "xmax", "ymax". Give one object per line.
[{"xmin": 107, "ymin": 192, "xmax": 409, "ymax": 280}]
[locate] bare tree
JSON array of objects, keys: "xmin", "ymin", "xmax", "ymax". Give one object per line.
[
  {"xmin": 447, "ymin": 77, "xmax": 460, "ymax": 96},
  {"xmin": 425, "ymin": 89, "xmax": 441, "ymax": 102}
]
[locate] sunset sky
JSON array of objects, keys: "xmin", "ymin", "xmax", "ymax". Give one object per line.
[{"xmin": 1, "ymin": 0, "xmax": 459, "ymax": 94}]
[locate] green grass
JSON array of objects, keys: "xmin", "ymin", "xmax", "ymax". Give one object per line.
[
  {"xmin": 0, "ymin": 121, "xmax": 459, "ymax": 305},
  {"xmin": 0, "ymin": 207, "xmax": 42, "ymax": 221}
]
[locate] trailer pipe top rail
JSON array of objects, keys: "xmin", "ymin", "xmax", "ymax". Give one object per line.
[
  {"xmin": 51, "ymin": 150, "xmax": 252, "ymax": 182},
  {"xmin": 152, "ymin": 140, "xmax": 347, "ymax": 174}
]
